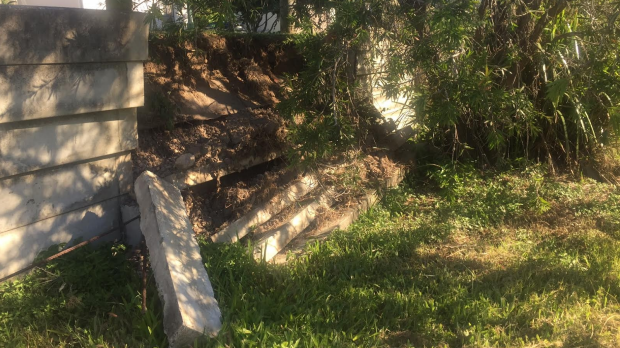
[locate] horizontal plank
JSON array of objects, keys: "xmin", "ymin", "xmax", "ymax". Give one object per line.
[
  {"xmin": 0, "ymin": 6, "xmax": 148, "ymax": 65},
  {"xmin": 0, "ymin": 62, "xmax": 144, "ymax": 123},
  {"xmin": 0, "ymin": 109, "xmax": 137, "ymax": 177},
  {"xmin": 0, "ymin": 200, "xmax": 121, "ymax": 279},
  {"xmin": 0, "ymin": 153, "xmax": 131, "ymax": 234}
]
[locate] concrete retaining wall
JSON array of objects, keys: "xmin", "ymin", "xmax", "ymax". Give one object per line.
[{"xmin": 0, "ymin": 6, "xmax": 148, "ymax": 278}]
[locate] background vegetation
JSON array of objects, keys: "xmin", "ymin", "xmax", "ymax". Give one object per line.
[{"xmin": 280, "ymin": 0, "xmax": 620, "ymax": 174}]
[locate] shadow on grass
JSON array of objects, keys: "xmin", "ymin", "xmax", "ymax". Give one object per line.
[
  {"xmin": 0, "ymin": 244, "xmax": 166, "ymax": 348},
  {"xmin": 200, "ymin": 206, "xmax": 620, "ymax": 347}
]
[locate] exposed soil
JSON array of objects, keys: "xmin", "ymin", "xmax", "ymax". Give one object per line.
[
  {"xmin": 183, "ymin": 160, "xmax": 299, "ymax": 234},
  {"xmin": 139, "ymin": 33, "xmax": 302, "ymax": 127},
  {"xmin": 132, "ymin": 33, "xmax": 403, "ymax": 253},
  {"xmin": 133, "ymin": 33, "xmax": 300, "ymax": 181},
  {"xmin": 132, "ymin": 108, "xmax": 287, "ymax": 179}
]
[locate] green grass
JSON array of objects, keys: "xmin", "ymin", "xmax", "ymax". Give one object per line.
[
  {"xmin": 0, "ymin": 244, "xmax": 166, "ymax": 348},
  {"xmin": 2, "ymin": 164, "xmax": 620, "ymax": 347}
]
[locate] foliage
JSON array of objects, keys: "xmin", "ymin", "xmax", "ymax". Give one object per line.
[
  {"xmin": 278, "ymin": 3, "xmax": 376, "ymax": 163},
  {"xmin": 0, "ymin": 244, "xmax": 165, "ymax": 348},
  {"xmin": 195, "ymin": 165, "xmax": 620, "ymax": 347},
  {"xmin": 4, "ymin": 168, "xmax": 620, "ymax": 346},
  {"xmin": 150, "ymin": 89, "xmax": 177, "ymax": 130},
  {"xmin": 146, "ymin": 0, "xmax": 280, "ymax": 34},
  {"xmin": 384, "ymin": 0, "xmax": 620, "ymax": 171},
  {"xmin": 284, "ymin": 0, "xmax": 620, "ymax": 172}
]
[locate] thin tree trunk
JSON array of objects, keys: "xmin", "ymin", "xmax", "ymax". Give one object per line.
[{"xmin": 280, "ymin": 0, "xmax": 290, "ymax": 33}]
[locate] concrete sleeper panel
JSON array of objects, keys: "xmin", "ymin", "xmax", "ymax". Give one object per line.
[
  {"xmin": 134, "ymin": 171, "xmax": 222, "ymax": 347},
  {"xmin": 0, "ymin": 109, "xmax": 138, "ymax": 177},
  {"xmin": 211, "ymin": 174, "xmax": 319, "ymax": 244},
  {"xmin": 166, "ymin": 151, "xmax": 281, "ymax": 190},
  {"xmin": 0, "ymin": 62, "xmax": 144, "ymax": 124},
  {"xmin": 0, "ymin": 6, "xmax": 149, "ymax": 65},
  {"xmin": 0, "ymin": 199, "xmax": 121, "ymax": 279},
  {"xmin": 0, "ymin": 153, "xmax": 132, "ymax": 233},
  {"xmin": 253, "ymin": 190, "xmax": 335, "ymax": 262}
]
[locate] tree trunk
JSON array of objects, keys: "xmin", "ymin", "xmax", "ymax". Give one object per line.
[{"xmin": 280, "ymin": 0, "xmax": 290, "ymax": 33}]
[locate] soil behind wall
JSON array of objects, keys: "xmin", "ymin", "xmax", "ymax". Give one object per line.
[
  {"xmin": 133, "ymin": 33, "xmax": 302, "ymax": 179},
  {"xmin": 140, "ymin": 33, "xmax": 302, "ymax": 127}
]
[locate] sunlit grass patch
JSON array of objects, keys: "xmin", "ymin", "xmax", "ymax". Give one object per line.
[
  {"xmin": 200, "ymin": 166, "xmax": 620, "ymax": 347},
  {"xmin": 2, "ymin": 165, "xmax": 620, "ymax": 347}
]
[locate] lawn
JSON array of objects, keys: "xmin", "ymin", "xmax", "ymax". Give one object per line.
[{"xmin": 2, "ymin": 165, "xmax": 620, "ymax": 347}]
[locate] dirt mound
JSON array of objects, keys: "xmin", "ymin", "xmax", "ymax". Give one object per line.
[
  {"xmin": 133, "ymin": 33, "xmax": 302, "ymax": 179},
  {"xmin": 132, "ymin": 108, "xmax": 286, "ymax": 179},
  {"xmin": 140, "ymin": 33, "xmax": 302, "ymax": 127}
]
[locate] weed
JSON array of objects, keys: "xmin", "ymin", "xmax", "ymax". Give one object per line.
[{"xmin": 150, "ymin": 90, "xmax": 177, "ymax": 130}]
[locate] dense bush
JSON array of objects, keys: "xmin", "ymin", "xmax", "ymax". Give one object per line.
[{"xmin": 282, "ymin": 0, "xmax": 620, "ymax": 172}]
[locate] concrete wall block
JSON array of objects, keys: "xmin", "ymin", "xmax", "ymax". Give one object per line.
[
  {"xmin": 0, "ymin": 109, "xmax": 138, "ymax": 177},
  {"xmin": 0, "ymin": 199, "xmax": 121, "ymax": 279},
  {"xmin": 0, "ymin": 153, "xmax": 131, "ymax": 234},
  {"xmin": 121, "ymin": 204, "xmax": 142, "ymax": 248},
  {"xmin": 0, "ymin": 6, "xmax": 149, "ymax": 65},
  {"xmin": 134, "ymin": 171, "xmax": 222, "ymax": 347},
  {"xmin": 0, "ymin": 62, "xmax": 144, "ymax": 123}
]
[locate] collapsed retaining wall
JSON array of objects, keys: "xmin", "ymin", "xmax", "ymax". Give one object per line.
[{"xmin": 0, "ymin": 6, "xmax": 149, "ymax": 278}]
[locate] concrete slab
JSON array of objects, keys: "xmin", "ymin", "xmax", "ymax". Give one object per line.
[
  {"xmin": 253, "ymin": 200, "xmax": 323, "ymax": 262},
  {"xmin": 0, "ymin": 6, "xmax": 149, "ymax": 65},
  {"xmin": 134, "ymin": 171, "xmax": 221, "ymax": 347},
  {"xmin": 211, "ymin": 175, "xmax": 318, "ymax": 244},
  {"xmin": 0, "ymin": 153, "xmax": 131, "ymax": 233},
  {"xmin": 0, "ymin": 199, "xmax": 121, "ymax": 279},
  {"xmin": 121, "ymin": 204, "xmax": 142, "ymax": 248},
  {"xmin": 0, "ymin": 62, "xmax": 144, "ymax": 123},
  {"xmin": 271, "ymin": 167, "xmax": 407, "ymax": 264},
  {"xmin": 0, "ymin": 109, "xmax": 137, "ymax": 177}
]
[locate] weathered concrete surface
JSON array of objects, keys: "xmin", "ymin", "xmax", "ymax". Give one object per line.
[
  {"xmin": 0, "ymin": 62, "xmax": 144, "ymax": 123},
  {"xmin": 212, "ymin": 175, "xmax": 318, "ymax": 244},
  {"xmin": 253, "ymin": 200, "xmax": 323, "ymax": 262},
  {"xmin": 254, "ymin": 189, "xmax": 335, "ymax": 262},
  {"xmin": 0, "ymin": 5, "xmax": 147, "ymax": 280},
  {"xmin": 272, "ymin": 167, "xmax": 406, "ymax": 264},
  {"xmin": 121, "ymin": 204, "xmax": 142, "ymax": 248},
  {"xmin": 0, "ymin": 199, "xmax": 120, "ymax": 279},
  {"xmin": 0, "ymin": 6, "xmax": 148, "ymax": 65},
  {"xmin": 135, "ymin": 171, "xmax": 221, "ymax": 347},
  {"xmin": 0, "ymin": 109, "xmax": 137, "ymax": 177},
  {"xmin": 0, "ymin": 153, "xmax": 132, "ymax": 234}
]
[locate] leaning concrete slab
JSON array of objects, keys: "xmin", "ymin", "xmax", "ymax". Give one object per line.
[
  {"xmin": 134, "ymin": 171, "xmax": 222, "ymax": 347},
  {"xmin": 253, "ymin": 190, "xmax": 334, "ymax": 262}
]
